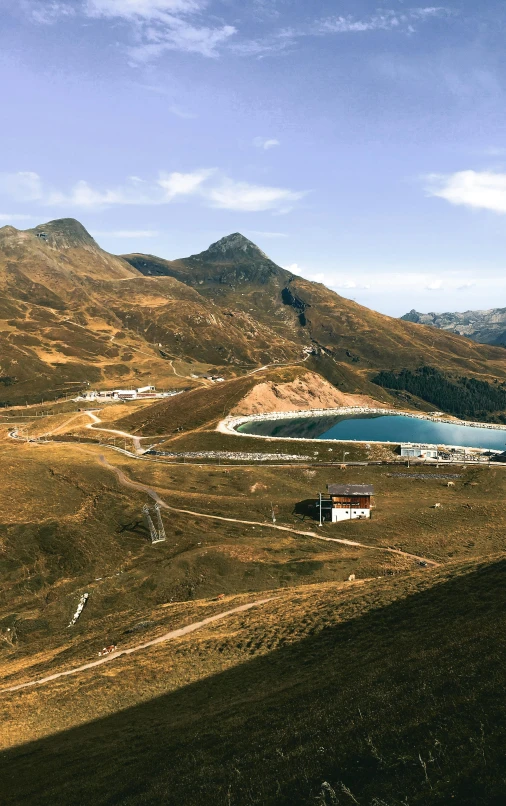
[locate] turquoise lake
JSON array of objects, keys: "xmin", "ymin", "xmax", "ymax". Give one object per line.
[{"xmin": 237, "ymin": 413, "xmax": 506, "ymax": 451}]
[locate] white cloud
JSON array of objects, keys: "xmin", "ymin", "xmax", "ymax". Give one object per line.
[
  {"xmin": 206, "ymin": 179, "xmax": 306, "ymax": 212},
  {"xmin": 426, "ymin": 280, "xmax": 443, "ymax": 290},
  {"xmin": 92, "ymin": 229, "xmax": 159, "ymax": 237},
  {"xmin": 84, "ymin": 0, "xmax": 203, "ymax": 19},
  {"xmin": 333, "ymin": 281, "xmax": 357, "ymax": 289},
  {"xmin": 0, "ymin": 213, "xmax": 35, "ymax": 222},
  {"xmin": 21, "ymin": 2, "xmax": 450, "ymax": 62},
  {"xmin": 232, "ymin": 7, "xmax": 450, "ymax": 59},
  {"xmin": 230, "ymin": 29, "xmax": 296, "ymax": 57},
  {"xmin": 253, "ymin": 137, "xmax": 280, "ymax": 150},
  {"xmin": 39, "ymin": 170, "xmax": 214, "ymax": 207},
  {"xmin": 24, "ymin": 1, "xmax": 75, "ymax": 24},
  {"xmin": 426, "ymin": 170, "xmax": 506, "ymax": 214},
  {"xmin": 85, "ymin": 0, "xmax": 236, "ymax": 59},
  {"xmin": 128, "ymin": 21, "xmax": 236, "ymax": 60},
  {"xmin": 317, "ymin": 8, "xmax": 449, "ymax": 35},
  {"xmin": 25, "ymin": 0, "xmax": 236, "ymax": 58},
  {"xmin": 318, "ymin": 15, "xmax": 395, "ymax": 34},
  {"xmin": 158, "ymin": 168, "xmax": 215, "ymax": 199},
  {"xmin": 0, "ymin": 172, "xmax": 43, "ymax": 202},
  {"xmin": 0, "ymin": 169, "xmax": 305, "ymax": 214},
  {"xmin": 46, "ymin": 179, "xmax": 151, "ymax": 207}
]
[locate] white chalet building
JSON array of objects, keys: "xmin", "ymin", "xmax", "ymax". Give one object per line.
[{"xmin": 322, "ymin": 484, "xmax": 374, "ymax": 523}]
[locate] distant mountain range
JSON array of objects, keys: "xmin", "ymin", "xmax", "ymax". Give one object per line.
[
  {"xmin": 401, "ymin": 308, "xmax": 506, "ymax": 347},
  {"xmin": 1, "ymin": 217, "xmax": 506, "ymax": 405}
]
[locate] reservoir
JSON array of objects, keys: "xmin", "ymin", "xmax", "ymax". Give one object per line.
[{"xmin": 237, "ymin": 413, "xmax": 506, "ymax": 451}]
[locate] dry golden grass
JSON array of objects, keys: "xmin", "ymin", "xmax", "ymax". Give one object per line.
[
  {"xmin": 0, "ymin": 561, "xmax": 476, "ymax": 750},
  {"xmin": 1, "ymin": 430, "xmax": 506, "ymax": 806}
]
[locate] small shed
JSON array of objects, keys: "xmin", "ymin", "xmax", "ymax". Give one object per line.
[
  {"xmin": 325, "ymin": 483, "xmax": 374, "ymax": 523},
  {"xmin": 401, "ymin": 443, "xmax": 438, "ymax": 459}
]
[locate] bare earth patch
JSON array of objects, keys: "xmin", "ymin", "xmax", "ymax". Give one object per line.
[{"xmin": 232, "ymin": 371, "xmax": 389, "ymax": 415}]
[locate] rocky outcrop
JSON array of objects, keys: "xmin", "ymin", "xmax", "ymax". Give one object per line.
[
  {"xmin": 126, "ymin": 232, "xmax": 288, "ymax": 287},
  {"xmin": 27, "ymin": 219, "xmax": 103, "ymax": 254},
  {"xmin": 281, "ymin": 285, "xmax": 309, "ymax": 326},
  {"xmin": 401, "ymin": 308, "xmax": 506, "ymax": 346}
]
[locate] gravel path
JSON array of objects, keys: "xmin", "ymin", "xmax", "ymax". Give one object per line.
[
  {"xmin": 100, "ymin": 456, "xmax": 439, "ymax": 567},
  {"xmin": 1, "ymin": 597, "xmax": 276, "ymax": 694}
]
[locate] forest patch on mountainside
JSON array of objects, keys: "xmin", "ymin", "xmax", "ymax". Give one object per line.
[{"xmin": 373, "ymin": 366, "xmax": 506, "ymax": 422}]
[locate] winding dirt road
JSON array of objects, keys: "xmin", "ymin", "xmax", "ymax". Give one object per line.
[
  {"xmin": 85, "ymin": 411, "xmax": 143, "ymax": 454},
  {"xmin": 99, "ymin": 456, "xmax": 439, "ymax": 567},
  {"xmin": 1, "ymin": 597, "xmax": 276, "ymax": 694}
]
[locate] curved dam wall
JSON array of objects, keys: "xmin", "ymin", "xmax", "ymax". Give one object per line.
[{"xmin": 218, "ymin": 407, "xmax": 506, "ymax": 453}]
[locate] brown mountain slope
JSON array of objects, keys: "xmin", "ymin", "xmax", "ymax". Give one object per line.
[
  {"xmin": 125, "ymin": 232, "xmax": 292, "ymax": 288},
  {"xmin": 286, "ymin": 275, "xmax": 506, "ymax": 374},
  {"xmin": 123, "ymin": 233, "xmax": 302, "ymax": 340},
  {"xmin": 115, "ymin": 366, "xmax": 312, "ymax": 436},
  {"xmin": 2, "ymin": 559, "xmax": 505, "ymax": 806},
  {"xmin": 125, "ymin": 234, "xmax": 506, "ymax": 384},
  {"xmin": 0, "ymin": 224, "xmax": 300, "ymax": 404},
  {"xmin": 0, "ymin": 221, "xmax": 142, "ymax": 402},
  {"xmin": 2, "ymin": 221, "xmax": 506, "ymax": 406}
]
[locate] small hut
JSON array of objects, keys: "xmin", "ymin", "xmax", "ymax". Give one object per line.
[{"xmin": 323, "ymin": 484, "xmax": 374, "ymax": 523}]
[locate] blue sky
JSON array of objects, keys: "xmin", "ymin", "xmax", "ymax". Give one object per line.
[{"xmin": 2, "ymin": 1, "xmax": 506, "ymax": 316}]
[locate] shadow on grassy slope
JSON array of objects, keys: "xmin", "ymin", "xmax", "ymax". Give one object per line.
[{"xmin": 2, "ymin": 560, "xmax": 506, "ymax": 806}]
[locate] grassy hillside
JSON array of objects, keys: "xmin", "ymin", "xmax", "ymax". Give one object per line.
[
  {"xmin": 116, "ymin": 366, "xmax": 311, "ymax": 436},
  {"xmin": 0, "ymin": 224, "xmax": 301, "ymax": 405},
  {"xmin": 2, "ymin": 220, "xmax": 506, "ymax": 406},
  {"xmin": 286, "ymin": 276, "xmax": 506, "ymax": 377},
  {"xmin": 0, "ymin": 222, "xmax": 180, "ymax": 403},
  {"xmin": 125, "ymin": 235, "xmax": 506, "ymax": 387},
  {"xmin": 1, "ymin": 559, "xmax": 505, "ymax": 805},
  {"xmin": 4, "ymin": 224, "xmax": 506, "ymax": 806},
  {"xmin": 4, "ymin": 436, "xmax": 506, "ymax": 665},
  {"xmin": 2, "ymin": 411, "xmax": 506, "ymax": 805}
]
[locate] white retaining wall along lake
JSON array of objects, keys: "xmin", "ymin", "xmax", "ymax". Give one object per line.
[{"xmin": 218, "ymin": 407, "xmax": 506, "ymax": 453}]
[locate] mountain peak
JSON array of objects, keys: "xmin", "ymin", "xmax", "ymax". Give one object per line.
[
  {"xmin": 125, "ymin": 231, "xmax": 290, "ymax": 288},
  {"xmin": 26, "ymin": 218, "xmax": 101, "ymax": 253},
  {"xmin": 211, "ymin": 232, "xmax": 267, "ymax": 258},
  {"xmin": 400, "ymin": 309, "xmax": 423, "ymax": 323},
  {"xmin": 400, "ymin": 306, "xmax": 506, "ymax": 346},
  {"xmin": 192, "ymin": 232, "xmax": 269, "ymax": 261}
]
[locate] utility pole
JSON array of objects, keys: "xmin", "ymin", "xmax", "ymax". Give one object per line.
[{"xmin": 319, "ymin": 492, "xmax": 322, "ymax": 527}]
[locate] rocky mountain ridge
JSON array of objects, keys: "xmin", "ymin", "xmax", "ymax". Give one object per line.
[
  {"xmin": 1, "ymin": 217, "xmax": 506, "ymax": 405},
  {"xmin": 401, "ymin": 308, "xmax": 506, "ymax": 347},
  {"xmin": 124, "ymin": 232, "xmax": 290, "ymax": 289},
  {"xmin": 27, "ymin": 218, "xmax": 105, "ymax": 255}
]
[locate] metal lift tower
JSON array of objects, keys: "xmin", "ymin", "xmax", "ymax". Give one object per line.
[{"xmin": 142, "ymin": 503, "xmax": 167, "ymax": 544}]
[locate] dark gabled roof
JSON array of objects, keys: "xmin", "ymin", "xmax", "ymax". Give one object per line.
[{"xmin": 327, "ymin": 484, "xmax": 374, "ymax": 496}]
